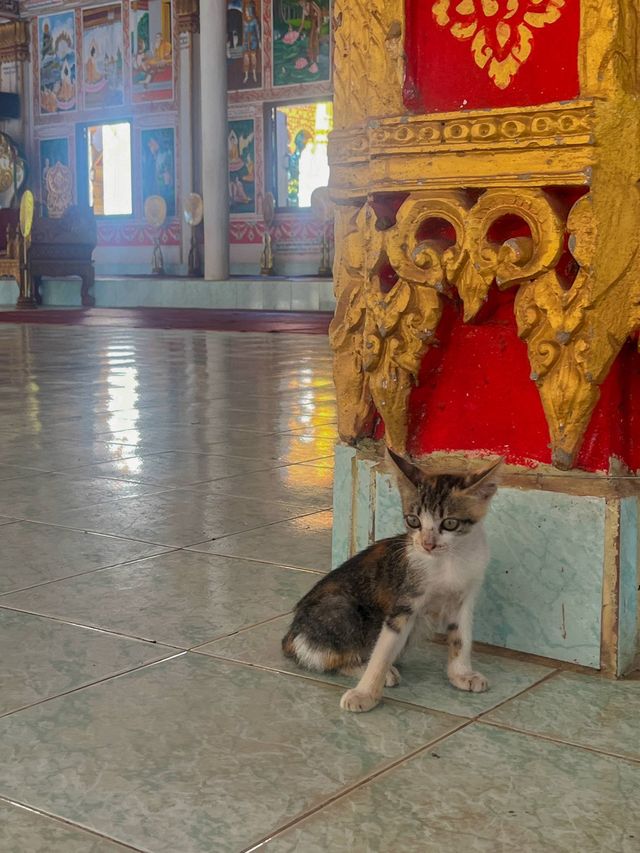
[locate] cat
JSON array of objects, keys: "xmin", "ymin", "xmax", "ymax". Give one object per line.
[{"xmin": 282, "ymin": 449, "xmax": 501, "ymax": 713}]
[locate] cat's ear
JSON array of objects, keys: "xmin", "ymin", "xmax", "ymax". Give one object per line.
[
  {"xmin": 463, "ymin": 458, "xmax": 503, "ymax": 500},
  {"xmin": 386, "ymin": 447, "xmax": 426, "ymax": 489}
]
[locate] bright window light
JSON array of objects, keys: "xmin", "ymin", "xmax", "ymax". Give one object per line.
[{"xmin": 87, "ymin": 121, "xmax": 132, "ymax": 216}]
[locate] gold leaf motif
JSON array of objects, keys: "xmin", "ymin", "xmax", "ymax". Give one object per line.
[
  {"xmin": 453, "ymin": 188, "xmax": 564, "ymax": 321},
  {"xmin": 432, "ymin": 0, "xmax": 565, "ymax": 89},
  {"xmin": 329, "ymin": 206, "xmax": 376, "ymax": 443}
]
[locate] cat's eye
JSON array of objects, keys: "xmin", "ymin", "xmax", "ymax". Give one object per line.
[
  {"xmin": 441, "ymin": 518, "xmax": 460, "ymax": 532},
  {"xmin": 405, "ymin": 514, "xmax": 421, "ymax": 529}
]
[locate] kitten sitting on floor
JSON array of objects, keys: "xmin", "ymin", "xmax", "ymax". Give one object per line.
[{"xmin": 282, "ymin": 449, "xmax": 501, "ymax": 713}]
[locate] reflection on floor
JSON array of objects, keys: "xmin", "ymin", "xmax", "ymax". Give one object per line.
[
  {"xmin": 0, "ymin": 323, "xmax": 638, "ymax": 852},
  {"xmin": 0, "ymin": 307, "xmax": 333, "ymax": 334}
]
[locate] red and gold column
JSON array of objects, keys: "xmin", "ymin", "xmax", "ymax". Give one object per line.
[{"xmin": 329, "ymin": 0, "xmax": 640, "ymax": 674}]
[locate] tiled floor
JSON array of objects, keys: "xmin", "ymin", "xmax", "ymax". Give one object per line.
[{"xmin": 1, "ymin": 322, "xmax": 639, "ymax": 853}]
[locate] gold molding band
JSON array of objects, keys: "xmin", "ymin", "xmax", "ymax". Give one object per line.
[{"xmin": 0, "ymin": 20, "xmax": 29, "ymax": 63}]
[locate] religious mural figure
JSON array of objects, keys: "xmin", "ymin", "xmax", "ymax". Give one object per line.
[
  {"xmin": 82, "ymin": 4, "xmax": 124, "ymax": 109},
  {"xmin": 131, "ymin": 0, "xmax": 174, "ymax": 104},
  {"xmin": 39, "ymin": 138, "xmax": 69, "ymax": 210},
  {"xmin": 227, "ymin": 0, "xmax": 263, "ymax": 90},
  {"xmin": 272, "ymin": 0, "xmax": 330, "ymax": 86},
  {"xmin": 141, "ymin": 128, "xmax": 176, "ymax": 217},
  {"xmin": 38, "ymin": 12, "xmax": 77, "ymax": 114},
  {"xmin": 228, "ymin": 119, "xmax": 256, "ymax": 214}
]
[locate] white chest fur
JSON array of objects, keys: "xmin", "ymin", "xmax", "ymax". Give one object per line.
[{"xmin": 409, "ymin": 524, "xmax": 489, "ymax": 626}]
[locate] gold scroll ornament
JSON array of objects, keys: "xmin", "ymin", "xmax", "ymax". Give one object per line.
[{"xmin": 331, "ymin": 188, "xmax": 640, "ymax": 468}]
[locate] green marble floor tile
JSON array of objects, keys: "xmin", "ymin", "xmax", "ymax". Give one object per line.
[
  {"xmin": 0, "ymin": 654, "xmax": 460, "ymax": 853},
  {"xmin": 36, "ymin": 490, "xmax": 313, "ymax": 547},
  {"xmin": 266, "ymin": 724, "xmax": 640, "ymax": 853},
  {"xmin": 106, "ymin": 428, "xmax": 336, "ymax": 466},
  {"xmin": 0, "ymin": 801, "xmax": 131, "ymax": 853},
  {"xmin": 0, "ymin": 440, "xmax": 145, "ymax": 473},
  {"xmin": 0, "ymin": 609, "xmax": 174, "ymax": 716},
  {"xmin": 0, "ymin": 551, "xmax": 318, "ymax": 648},
  {"xmin": 191, "ymin": 509, "xmax": 333, "ymax": 571},
  {"xmin": 185, "ymin": 463, "xmax": 334, "ymax": 509},
  {"xmin": 0, "ymin": 463, "xmax": 45, "ymax": 481},
  {"xmin": 485, "ymin": 671, "xmax": 640, "ymax": 760},
  {"xmin": 0, "ymin": 522, "xmax": 167, "ymax": 595},
  {"xmin": 197, "ymin": 615, "xmax": 555, "ymax": 717},
  {"xmin": 70, "ymin": 451, "xmax": 270, "ymax": 487},
  {"xmin": 0, "ymin": 472, "xmax": 161, "ymax": 522},
  {"xmin": 189, "ymin": 431, "xmax": 336, "ymax": 464},
  {"xmin": 300, "ymin": 457, "xmax": 335, "ymax": 469}
]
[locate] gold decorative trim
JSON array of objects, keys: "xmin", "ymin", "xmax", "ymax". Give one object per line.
[
  {"xmin": 0, "ymin": 20, "xmax": 29, "ymax": 63},
  {"xmin": 329, "ymin": 101, "xmax": 594, "ymax": 165},
  {"xmin": 175, "ymin": 0, "xmax": 199, "ymax": 34},
  {"xmin": 333, "ymin": 0, "xmax": 404, "ymax": 130}
]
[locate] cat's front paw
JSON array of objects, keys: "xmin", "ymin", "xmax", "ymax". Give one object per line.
[
  {"xmin": 449, "ymin": 671, "xmax": 489, "ymax": 693},
  {"xmin": 340, "ymin": 688, "xmax": 380, "ymax": 712}
]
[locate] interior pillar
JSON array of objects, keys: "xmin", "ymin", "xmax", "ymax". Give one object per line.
[{"xmin": 199, "ymin": 0, "xmax": 229, "ymax": 280}]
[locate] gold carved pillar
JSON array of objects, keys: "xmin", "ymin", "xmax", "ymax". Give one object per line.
[
  {"xmin": 329, "ymin": 0, "xmax": 640, "ymax": 470},
  {"xmin": 0, "ymin": 20, "xmax": 29, "ymax": 147}
]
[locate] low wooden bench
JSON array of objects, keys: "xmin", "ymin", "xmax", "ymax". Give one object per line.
[{"xmin": 30, "ymin": 205, "xmax": 97, "ymax": 308}]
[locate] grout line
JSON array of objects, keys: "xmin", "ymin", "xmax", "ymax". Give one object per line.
[
  {"xmin": 0, "ymin": 652, "xmax": 186, "ymax": 720},
  {"xmin": 186, "ymin": 548, "xmax": 327, "ymax": 574},
  {"xmin": 241, "ymin": 720, "xmax": 473, "ymax": 853},
  {"xmin": 0, "ymin": 547, "xmax": 178, "ymax": 598},
  {"xmin": 0, "ymin": 797, "xmax": 150, "ymax": 853},
  {"xmin": 0, "ymin": 602, "xmax": 186, "ymax": 649},
  {"xmin": 471, "ymin": 668, "xmax": 560, "ymax": 719},
  {"xmin": 14, "ymin": 500, "xmax": 331, "ymax": 550},
  {"xmin": 190, "ymin": 652, "xmax": 471, "ymax": 721},
  {"xmin": 479, "ymin": 719, "xmax": 640, "ymax": 766},
  {"xmin": 181, "ymin": 506, "xmax": 333, "ymax": 550},
  {"xmin": 188, "ymin": 611, "xmax": 293, "ymax": 651}
]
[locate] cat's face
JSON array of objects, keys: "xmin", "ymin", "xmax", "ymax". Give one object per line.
[{"xmin": 388, "ymin": 451, "xmax": 502, "ymax": 557}]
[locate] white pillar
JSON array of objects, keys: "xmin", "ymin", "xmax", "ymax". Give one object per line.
[
  {"xmin": 178, "ymin": 28, "xmax": 194, "ymax": 273},
  {"xmin": 199, "ymin": 0, "xmax": 229, "ymax": 280}
]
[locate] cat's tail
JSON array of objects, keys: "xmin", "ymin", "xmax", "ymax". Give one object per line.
[{"xmin": 281, "ymin": 629, "xmax": 298, "ymax": 660}]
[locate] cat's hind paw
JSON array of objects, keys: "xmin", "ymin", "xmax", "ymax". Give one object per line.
[
  {"xmin": 385, "ymin": 665, "xmax": 401, "ymax": 687},
  {"xmin": 340, "ymin": 688, "xmax": 380, "ymax": 713},
  {"xmin": 449, "ymin": 671, "xmax": 489, "ymax": 693}
]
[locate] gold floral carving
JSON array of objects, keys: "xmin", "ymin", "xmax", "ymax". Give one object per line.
[
  {"xmin": 332, "ymin": 0, "xmax": 404, "ymax": 130},
  {"xmin": 432, "ymin": 0, "xmax": 565, "ymax": 89},
  {"xmin": 332, "ymin": 188, "xmax": 640, "ymax": 467},
  {"xmin": 331, "ymin": 193, "xmax": 469, "ymax": 452},
  {"xmin": 329, "ymin": 206, "xmax": 375, "ymax": 443},
  {"xmin": 452, "ymin": 188, "xmax": 564, "ymax": 322}
]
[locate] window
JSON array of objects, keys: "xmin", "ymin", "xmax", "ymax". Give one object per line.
[
  {"xmin": 270, "ymin": 99, "xmax": 333, "ymax": 209},
  {"xmin": 83, "ymin": 121, "xmax": 132, "ymax": 216}
]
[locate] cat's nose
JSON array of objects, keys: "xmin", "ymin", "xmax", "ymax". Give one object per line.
[{"xmin": 421, "ymin": 536, "xmax": 436, "ymax": 552}]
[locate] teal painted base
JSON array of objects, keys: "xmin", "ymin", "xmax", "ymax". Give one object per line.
[
  {"xmin": 332, "ymin": 445, "xmax": 639, "ymax": 674},
  {"xmin": 0, "ymin": 277, "xmax": 335, "ymax": 312}
]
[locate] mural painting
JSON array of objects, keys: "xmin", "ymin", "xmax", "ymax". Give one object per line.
[
  {"xmin": 141, "ymin": 127, "xmax": 176, "ymax": 217},
  {"xmin": 38, "ymin": 11, "xmax": 77, "ymax": 114},
  {"xmin": 39, "ymin": 137, "xmax": 69, "ymax": 205},
  {"xmin": 131, "ymin": 0, "xmax": 174, "ymax": 103},
  {"xmin": 272, "ymin": 0, "xmax": 331, "ymax": 87},
  {"xmin": 228, "ymin": 119, "xmax": 256, "ymax": 215},
  {"xmin": 227, "ymin": 0, "xmax": 262, "ymax": 91},
  {"xmin": 82, "ymin": 4, "xmax": 124, "ymax": 109}
]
